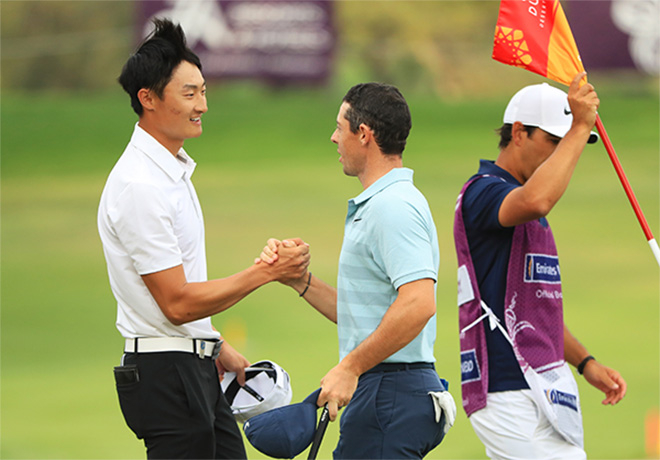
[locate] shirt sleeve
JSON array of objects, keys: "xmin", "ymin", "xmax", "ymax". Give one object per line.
[
  {"xmin": 108, "ymin": 182, "xmax": 183, "ymax": 275},
  {"xmin": 371, "ymin": 197, "xmax": 438, "ymax": 290},
  {"xmin": 462, "ymin": 175, "xmax": 518, "ymax": 232}
]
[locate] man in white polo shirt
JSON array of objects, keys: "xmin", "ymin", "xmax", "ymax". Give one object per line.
[{"xmin": 98, "ymin": 19, "xmax": 309, "ymax": 459}]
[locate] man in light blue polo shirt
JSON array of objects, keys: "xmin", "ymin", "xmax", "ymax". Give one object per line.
[
  {"xmin": 260, "ymin": 83, "xmax": 455, "ymax": 458},
  {"xmin": 336, "ymin": 167, "xmax": 438, "ymax": 366}
]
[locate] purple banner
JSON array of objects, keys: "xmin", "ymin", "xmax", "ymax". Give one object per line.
[
  {"xmin": 140, "ymin": 1, "xmax": 335, "ymax": 83},
  {"xmin": 566, "ymin": 0, "xmax": 659, "ymax": 76}
]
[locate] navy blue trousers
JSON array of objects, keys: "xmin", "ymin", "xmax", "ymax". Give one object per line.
[{"xmin": 334, "ymin": 365, "xmax": 448, "ymax": 459}]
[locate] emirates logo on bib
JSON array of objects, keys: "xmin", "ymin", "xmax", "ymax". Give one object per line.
[{"xmin": 524, "ymin": 254, "xmax": 561, "ymax": 284}]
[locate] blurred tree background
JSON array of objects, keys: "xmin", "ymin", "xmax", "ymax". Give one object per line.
[
  {"xmin": 1, "ymin": 1, "xmax": 136, "ymax": 91},
  {"xmin": 4, "ymin": 1, "xmax": 655, "ymax": 98}
]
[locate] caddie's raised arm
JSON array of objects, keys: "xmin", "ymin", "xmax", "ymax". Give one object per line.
[{"xmin": 497, "ymin": 72, "xmax": 599, "ymax": 227}]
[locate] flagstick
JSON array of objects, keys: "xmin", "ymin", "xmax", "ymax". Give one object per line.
[{"xmin": 595, "ymin": 114, "xmax": 660, "ymax": 267}]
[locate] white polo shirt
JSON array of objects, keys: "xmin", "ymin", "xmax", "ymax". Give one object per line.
[{"xmin": 98, "ymin": 123, "xmax": 219, "ymax": 340}]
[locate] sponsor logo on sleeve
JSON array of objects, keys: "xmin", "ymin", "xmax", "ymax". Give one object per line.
[
  {"xmin": 524, "ymin": 254, "xmax": 561, "ymax": 284},
  {"xmin": 461, "ymin": 349, "xmax": 481, "ymax": 383}
]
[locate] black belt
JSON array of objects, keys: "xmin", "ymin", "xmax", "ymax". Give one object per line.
[{"xmin": 365, "ymin": 362, "xmax": 434, "ymax": 374}]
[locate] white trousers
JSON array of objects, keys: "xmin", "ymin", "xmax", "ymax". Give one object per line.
[{"xmin": 469, "ymin": 390, "xmax": 587, "ymax": 460}]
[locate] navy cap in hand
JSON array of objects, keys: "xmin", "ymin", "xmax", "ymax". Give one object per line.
[{"xmin": 244, "ymin": 388, "xmax": 322, "ymax": 459}]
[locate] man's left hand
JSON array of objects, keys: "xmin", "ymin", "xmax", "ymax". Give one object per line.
[
  {"xmin": 215, "ymin": 341, "xmax": 250, "ymax": 386},
  {"xmin": 583, "ymin": 360, "xmax": 627, "ymax": 405}
]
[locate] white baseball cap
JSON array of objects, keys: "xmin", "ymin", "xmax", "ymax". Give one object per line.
[
  {"xmin": 503, "ymin": 83, "xmax": 598, "ymax": 144},
  {"xmin": 221, "ymin": 360, "xmax": 293, "ymax": 423}
]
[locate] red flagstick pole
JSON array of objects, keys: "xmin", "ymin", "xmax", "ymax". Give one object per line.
[{"xmin": 595, "ymin": 114, "xmax": 660, "ymax": 266}]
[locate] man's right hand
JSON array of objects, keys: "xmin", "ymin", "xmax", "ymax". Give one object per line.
[
  {"xmin": 318, "ymin": 361, "xmax": 359, "ymax": 421},
  {"xmin": 257, "ymin": 238, "xmax": 283, "ymax": 265}
]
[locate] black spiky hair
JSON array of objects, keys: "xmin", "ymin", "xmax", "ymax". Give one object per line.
[{"xmin": 118, "ymin": 18, "xmax": 202, "ymax": 116}]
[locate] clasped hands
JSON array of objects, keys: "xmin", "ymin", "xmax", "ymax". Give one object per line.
[{"xmin": 255, "ymin": 237, "xmax": 310, "ymax": 286}]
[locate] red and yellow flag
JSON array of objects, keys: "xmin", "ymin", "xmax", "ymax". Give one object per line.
[
  {"xmin": 493, "ymin": 1, "xmax": 660, "ymax": 265},
  {"xmin": 492, "ymin": 0, "xmax": 585, "ymax": 86}
]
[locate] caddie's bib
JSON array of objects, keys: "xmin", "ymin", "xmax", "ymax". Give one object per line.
[{"xmin": 454, "ymin": 175, "xmax": 584, "ymax": 447}]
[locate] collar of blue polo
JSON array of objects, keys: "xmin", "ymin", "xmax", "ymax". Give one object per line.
[{"xmin": 350, "ymin": 167, "xmax": 414, "ymax": 206}]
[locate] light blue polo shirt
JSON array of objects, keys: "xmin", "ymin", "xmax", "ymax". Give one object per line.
[{"xmin": 337, "ymin": 167, "xmax": 439, "ymax": 363}]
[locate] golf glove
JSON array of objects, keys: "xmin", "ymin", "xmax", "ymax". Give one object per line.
[{"xmin": 428, "ymin": 391, "xmax": 457, "ymax": 435}]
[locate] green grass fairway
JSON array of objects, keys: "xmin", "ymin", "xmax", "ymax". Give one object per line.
[{"xmin": 1, "ymin": 80, "xmax": 658, "ymax": 459}]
